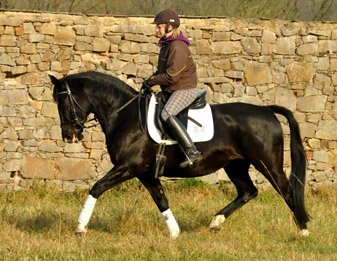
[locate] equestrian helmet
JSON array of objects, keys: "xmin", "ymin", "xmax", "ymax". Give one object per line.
[{"xmin": 152, "ymin": 9, "xmax": 180, "ymax": 28}]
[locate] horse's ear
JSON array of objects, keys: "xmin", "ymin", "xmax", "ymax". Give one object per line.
[{"xmin": 49, "ymin": 74, "xmax": 59, "ymax": 86}]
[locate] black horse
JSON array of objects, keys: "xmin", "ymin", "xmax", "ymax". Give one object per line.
[{"xmin": 49, "ymin": 71, "xmax": 310, "ymax": 238}]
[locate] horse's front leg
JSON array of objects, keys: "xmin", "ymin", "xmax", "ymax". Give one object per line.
[
  {"xmin": 75, "ymin": 165, "xmax": 132, "ymax": 236},
  {"xmin": 138, "ymin": 175, "xmax": 180, "ymax": 239}
]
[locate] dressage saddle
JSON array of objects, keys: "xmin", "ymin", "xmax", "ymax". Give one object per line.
[{"xmin": 154, "ymin": 91, "xmax": 207, "ymax": 139}]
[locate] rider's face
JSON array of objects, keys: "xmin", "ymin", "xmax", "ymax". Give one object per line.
[
  {"xmin": 155, "ymin": 24, "xmax": 173, "ymax": 38},
  {"xmin": 156, "ymin": 24, "xmax": 166, "ymax": 38}
]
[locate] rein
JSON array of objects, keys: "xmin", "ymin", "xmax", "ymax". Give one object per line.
[{"xmin": 58, "ymin": 81, "xmax": 145, "ymax": 131}]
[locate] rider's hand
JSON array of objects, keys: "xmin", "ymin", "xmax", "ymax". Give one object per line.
[{"xmin": 142, "ymin": 78, "xmax": 152, "ymax": 89}]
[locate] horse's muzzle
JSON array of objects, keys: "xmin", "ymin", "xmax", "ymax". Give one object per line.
[{"xmin": 62, "ymin": 130, "xmax": 84, "ymax": 143}]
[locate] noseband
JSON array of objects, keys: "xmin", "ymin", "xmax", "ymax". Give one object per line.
[{"xmin": 58, "ymin": 82, "xmax": 86, "ymax": 132}]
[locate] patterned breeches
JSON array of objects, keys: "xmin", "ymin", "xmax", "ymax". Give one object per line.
[{"xmin": 161, "ymin": 88, "xmax": 199, "ymax": 122}]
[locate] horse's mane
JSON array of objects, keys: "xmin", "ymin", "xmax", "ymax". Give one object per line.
[{"xmin": 61, "ymin": 71, "xmax": 138, "ymax": 98}]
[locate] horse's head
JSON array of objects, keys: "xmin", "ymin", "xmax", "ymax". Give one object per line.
[{"xmin": 49, "ymin": 75, "xmax": 89, "ymax": 143}]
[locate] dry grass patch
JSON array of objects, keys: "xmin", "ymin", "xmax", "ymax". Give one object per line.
[{"xmin": 0, "ymin": 179, "xmax": 336, "ymax": 260}]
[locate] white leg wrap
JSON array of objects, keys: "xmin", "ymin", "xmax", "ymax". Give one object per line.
[
  {"xmin": 161, "ymin": 209, "xmax": 180, "ymax": 239},
  {"xmin": 209, "ymin": 214, "xmax": 225, "ymax": 230},
  {"xmin": 77, "ymin": 195, "xmax": 97, "ymax": 228},
  {"xmin": 299, "ymin": 229, "xmax": 309, "ymax": 237}
]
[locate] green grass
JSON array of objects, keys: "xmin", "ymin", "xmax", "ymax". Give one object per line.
[{"xmin": 0, "ymin": 180, "xmax": 336, "ymax": 260}]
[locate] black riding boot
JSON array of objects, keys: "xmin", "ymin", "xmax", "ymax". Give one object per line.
[{"xmin": 165, "ymin": 116, "xmax": 202, "ymax": 168}]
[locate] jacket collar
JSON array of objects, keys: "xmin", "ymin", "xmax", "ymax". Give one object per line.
[{"xmin": 158, "ymin": 31, "xmax": 190, "ymax": 47}]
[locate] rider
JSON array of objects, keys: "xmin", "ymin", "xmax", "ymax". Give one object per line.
[{"xmin": 143, "ymin": 9, "xmax": 202, "ymax": 168}]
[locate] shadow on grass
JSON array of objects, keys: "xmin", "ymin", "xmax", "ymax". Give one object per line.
[{"xmin": 1, "ymin": 206, "xmax": 74, "ymax": 234}]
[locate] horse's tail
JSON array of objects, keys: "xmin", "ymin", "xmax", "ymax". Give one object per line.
[{"xmin": 268, "ymin": 105, "xmax": 310, "ymax": 225}]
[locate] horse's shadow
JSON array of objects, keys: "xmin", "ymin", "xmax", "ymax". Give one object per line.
[{"xmin": 1, "ymin": 206, "xmax": 74, "ymax": 233}]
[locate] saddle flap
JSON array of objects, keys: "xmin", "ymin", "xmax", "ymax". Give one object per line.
[{"xmin": 147, "ymin": 94, "xmax": 214, "ymax": 145}]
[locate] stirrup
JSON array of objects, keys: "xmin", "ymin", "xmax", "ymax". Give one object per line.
[{"xmin": 179, "ymin": 151, "xmax": 202, "ymax": 168}]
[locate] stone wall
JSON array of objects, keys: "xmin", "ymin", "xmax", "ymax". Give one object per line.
[{"xmin": 0, "ymin": 10, "xmax": 336, "ymax": 192}]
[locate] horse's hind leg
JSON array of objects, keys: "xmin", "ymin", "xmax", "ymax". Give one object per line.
[
  {"xmin": 138, "ymin": 175, "xmax": 180, "ymax": 238},
  {"xmin": 256, "ymin": 161, "xmax": 309, "ymax": 235},
  {"xmin": 209, "ymin": 160, "xmax": 258, "ymax": 230}
]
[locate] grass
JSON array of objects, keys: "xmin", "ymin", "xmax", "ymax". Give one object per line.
[{"xmin": 0, "ymin": 179, "xmax": 336, "ymax": 260}]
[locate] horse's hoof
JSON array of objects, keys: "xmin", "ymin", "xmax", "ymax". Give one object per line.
[
  {"xmin": 169, "ymin": 230, "xmax": 180, "ymax": 239},
  {"xmin": 75, "ymin": 231, "xmax": 87, "ymax": 237},
  {"xmin": 299, "ymin": 229, "xmax": 309, "ymax": 237},
  {"xmin": 75, "ymin": 224, "xmax": 87, "ymax": 236},
  {"xmin": 209, "ymin": 215, "xmax": 225, "ymax": 231}
]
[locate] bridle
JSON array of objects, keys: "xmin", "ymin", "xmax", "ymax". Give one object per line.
[
  {"xmin": 58, "ymin": 81, "xmax": 86, "ymax": 133},
  {"xmin": 57, "ymin": 81, "xmax": 145, "ymax": 133}
]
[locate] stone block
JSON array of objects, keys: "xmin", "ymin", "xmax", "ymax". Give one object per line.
[
  {"xmin": 93, "ymin": 37, "xmax": 111, "ymax": 52},
  {"xmin": 39, "ymin": 140, "xmax": 62, "ymax": 152},
  {"xmin": 212, "ymin": 59, "xmax": 231, "ymax": 70},
  {"xmin": 0, "ymin": 90, "xmax": 29, "ymax": 105},
  {"xmin": 298, "ymin": 96, "xmax": 327, "ymax": 112},
  {"xmin": 0, "ymin": 53, "xmax": 15, "ymax": 66},
  {"xmin": 85, "ymin": 25, "xmax": 103, "ymax": 37},
  {"xmin": 286, "ymin": 62, "xmax": 315, "ymax": 83},
  {"xmin": 64, "ymin": 143, "xmax": 85, "ymax": 153},
  {"xmin": 315, "ymin": 73, "xmax": 331, "ymax": 84},
  {"xmin": 225, "ymin": 71, "xmax": 243, "ymax": 80},
  {"xmin": 0, "ymin": 15, "xmax": 21, "ymax": 26},
  {"xmin": 4, "ymin": 141, "xmax": 19, "ymax": 152},
  {"xmin": 244, "ymin": 61, "xmax": 272, "ymax": 86},
  {"xmin": 0, "ymin": 35, "xmax": 16, "ymax": 46},
  {"xmin": 75, "ymin": 41, "xmax": 93, "ymax": 51},
  {"xmin": 196, "ymin": 39, "xmax": 211, "ymax": 55},
  {"xmin": 318, "ymin": 40, "xmax": 337, "ymax": 53},
  {"xmin": 21, "ymin": 43, "xmax": 36, "ymax": 54},
  {"xmin": 308, "ymin": 139, "xmax": 321, "ymax": 149},
  {"xmin": 316, "ymin": 121, "xmax": 337, "ymax": 140},
  {"xmin": 29, "ymin": 33, "xmax": 44, "ymax": 43},
  {"xmin": 261, "ymin": 43, "xmax": 273, "ymax": 55},
  {"xmin": 41, "ymin": 102, "xmax": 58, "ymax": 118},
  {"xmin": 22, "ymin": 73, "xmax": 40, "ymax": 84},
  {"xmin": 51, "ymin": 126, "xmax": 62, "ymax": 140},
  {"xmin": 211, "ymin": 41, "xmax": 241, "ymax": 54},
  {"xmin": 261, "ymin": 30, "xmax": 276, "ymax": 43},
  {"xmin": 23, "ymin": 23, "xmax": 35, "ymax": 34},
  {"xmin": 41, "ymin": 50, "xmax": 55, "ymax": 62},
  {"xmin": 11, "ymin": 66, "xmax": 27, "ymax": 75},
  {"xmin": 302, "ymin": 35, "xmax": 317, "ymax": 43},
  {"xmin": 0, "ymin": 127, "xmax": 18, "ymax": 140},
  {"xmin": 330, "ymin": 58, "xmax": 337, "ymax": 71},
  {"xmin": 121, "ymin": 62, "xmax": 137, "ymax": 75},
  {"xmin": 124, "ymin": 33, "xmax": 148, "ymax": 43},
  {"xmin": 317, "ymin": 56, "xmax": 330, "ymax": 70},
  {"xmin": 4, "ymin": 159, "xmax": 21, "ymax": 171},
  {"xmin": 298, "ymin": 122, "xmax": 317, "ymax": 138},
  {"xmin": 197, "ymin": 173, "xmax": 218, "ymax": 184},
  {"xmin": 54, "ymin": 31, "xmax": 76, "ymax": 46},
  {"xmin": 313, "ymin": 151, "xmax": 329, "ymax": 163},
  {"xmin": 275, "ymin": 87, "xmax": 297, "ymax": 111},
  {"xmin": 40, "ymin": 23, "xmax": 57, "ymax": 35},
  {"xmin": 54, "ymin": 158, "xmax": 96, "ymax": 180},
  {"xmin": 297, "ymin": 43, "xmax": 318, "ymax": 55},
  {"xmin": 134, "ymin": 55, "xmax": 149, "ymax": 64},
  {"xmin": 212, "ymin": 32, "xmax": 230, "ymax": 41},
  {"xmin": 241, "ymin": 38, "xmax": 261, "ymax": 54},
  {"xmin": 20, "ymin": 156, "xmax": 55, "ymax": 179},
  {"xmin": 274, "ymin": 37, "xmax": 296, "ymax": 54},
  {"xmin": 90, "ymin": 149, "xmax": 103, "ymax": 160},
  {"xmin": 308, "ymin": 29, "xmax": 331, "ymax": 38}
]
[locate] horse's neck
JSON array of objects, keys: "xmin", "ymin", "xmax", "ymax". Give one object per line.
[{"xmin": 91, "ymin": 88, "xmax": 138, "ymax": 133}]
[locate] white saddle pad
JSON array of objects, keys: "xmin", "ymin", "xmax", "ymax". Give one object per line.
[{"xmin": 147, "ymin": 94, "xmax": 214, "ymax": 145}]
